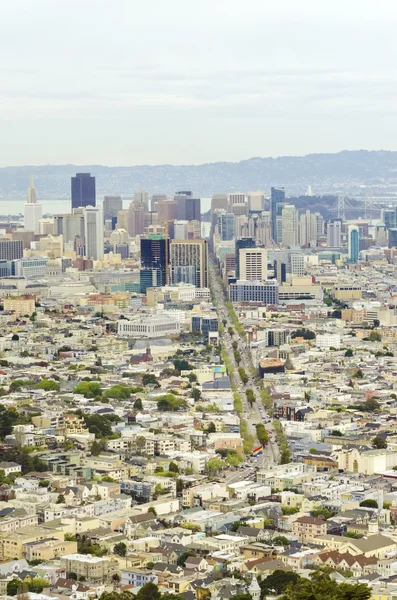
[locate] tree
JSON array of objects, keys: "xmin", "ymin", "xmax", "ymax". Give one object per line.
[
  {"xmin": 7, "ymin": 580, "xmax": 20, "ymax": 596},
  {"xmin": 372, "ymin": 436, "xmax": 387, "ymax": 449},
  {"xmin": 261, "ymin": 570, "xmax": 301, "ymax": 595},
  {"xmin": 256, "ymin": 423, "xmax": 269, "ymax": 446},
  {"xmin": 331, "ymin": 430, "xmax": 343, "ymax": 436},
  {"xmin": 311, "ymin": 508, "xmax": 334, "ymax": 520},
  {"xmin": 191, "ymin": 387, "xmax": 201, "ymax": 401},
  {"xmin": 360, "ymin": 499, "xmax": 378, "ymax": 508},
  {"xmin": 273, "ymin": 535, "xmax": 289, "ymax": 545},
  {"xmin": 36, "ymin": 379, "xmax": 60, "ymax": 391},
  {"xmin": 173, "ymin": 358, "xmax": 194, "ymax": 372},
  {"xmin": 281, "ymin": 506, "xmax": 299, "ymax": 515},
  {"xmin": 279, "ymin": 568, "xmax": 370, "ymax": 600},
  {"xmin": 354, "ymin": 368, "xmax": 364, "ymax": 378},
  {"xmin": 177, "ymin": 550, "xmax": 196, "ymax": 567},
  {"xmin": 169, "ymin": 461, "xmax": 179, "ymax": 473},
  {"xmin": 91, "ymin": 439, "xmax": 106, "ymax": 456},
  {"xmin": 344, "ymin": 349, "xmax": 353, "ymax": 357},
  {"xmin": 229, "ymin": 594, "xmax": 252, "ymax": 600},
  {"xmin": 0, "ymin": 405, "xmax": 19, "ymax": 439},
  {"xmin": 369, "ymin": 331, "xmax": 381, "ymax": 342},
  {"xmin": 12, "ymin": 334, "xmax": 19, "ymax": 341},
  {"xmin": 28, "ymin": 578, "xmax": 50, "ymax": 593},
  {"xmin": 205, "ymin": 457, "xmax": 226, "ymax": 475},
  {"xmin": 136, "ymin": 582, "xmax": 161, "ymax": 600},
  {"xmin": 56, "ymin": 494, "xmax": 65, "ymax": 504},
  {"xmin": 148, "ymin": 507, "xmax": 157, "ymax": 516},
  {"xmin": 133, "ymin": 398, "xmax": 143, "ymax": 410},
  {"xmin": 345, "ymin": 531, "xmax": 364, "ymax": 539},
  {"xmin": 142, "ymin": 373, "xmax": 159, "ymax": 387},
  {"xmin": 363, "ymin": 398, "xmax": 380, "ymax": 412},
  {"xmin": 73, "ymin": 381, "xmax": 102, "ymax": 398},
  {"xmin": 113, "ymin": 542, "xmax": 127, "ymax": 557},
  {"xmin": 206, "ymin": 421, "xmax": 216, "ymax": 434}
]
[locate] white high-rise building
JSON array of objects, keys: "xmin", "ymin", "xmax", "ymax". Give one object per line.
[
  {"xmin": 174, "ymin": 220, "xmax": 189, "ymax": 239},
  {"xmin": 247, "ymin": 191, "xmax": 264, "ymax": 212},
  {"xmin": 327, "ymin": 221, "xmax": 342, "ymax": 248},
  {"xmin": 281, "ymin": 204, "xmax": 298, "ymax": 247},
  {"xmin": 134, "ymin": 191, "xmax": 149, "ymax": 209},
  {"xmin": 239, "ymin": 248, "xmax": 268, "ymax": 281},
  {"xmin": 299, "ymin": 209, "xmax": 317, "ymax": 247},
  {"xmin": 24, "ymin": 175, "xmax": 42, "ymax": 234},
  {"xmin": 229, "ymin": 193, "xmax": 247, "ymax": 216},
  {"xmin": 84, "ymin": 206, "xmax": 104, "ymax": 260}
]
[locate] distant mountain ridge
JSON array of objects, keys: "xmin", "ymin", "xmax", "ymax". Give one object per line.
[{"xmin": 1, "ymin": 150, "xmax": 397, "ymax": 199}]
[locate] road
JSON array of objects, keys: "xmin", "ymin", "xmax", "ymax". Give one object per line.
[{"xmin": 208, "ymin": 257, "xmax": 279, "ymax": 469}]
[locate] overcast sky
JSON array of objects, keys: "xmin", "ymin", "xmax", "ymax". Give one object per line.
[{"xmin": 1, "ymin": 0, "xmax": 396, "ymax": 166}]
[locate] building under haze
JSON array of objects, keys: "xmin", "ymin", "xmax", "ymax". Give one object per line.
[
  {"xmin": 281, "ymin": 204, "xmax": 298, "ymax": 247},
  {"xmin": 84, "ymin": 206, "xmax": 104, "ymax": 261},
  {"xmin": 247, "ymin": 191, "xmax": 264, "ymax": 213},
  {"xmin": 24, "ymin": 175, "xmax": 42, "ymax": 235},
  {"xmin": 0, "ymin": 239, "xmax": 23, "ymax": 261},
  {"xmin": 235, "ymin": 237, "xmax": 256, "ymax": 279},
  {"xmin": 71, "ymin": 173, "xmax": 96, "ymax": 210},
  {"xmin": 327, "ymin": 221, "xmax": 342, "ymax": 248},
  {"xmin": 270, "ymin": 187, "xmax": 285, "ymax": 243},
  {"xmin": 348, "ymin": 225, "xmax": 359, "ymax": 264},
  {"xmin": 103, "ymin": 196, "xmax": 122, "ymax": 220},
  {"xmin": 239, "ymin": 247, "xmax": 267, "ymax": 281}
]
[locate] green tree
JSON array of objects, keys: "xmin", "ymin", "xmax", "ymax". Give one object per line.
[
  {"xmin": 206, "ymin": 422, "xmax": 216, "ymax": 433},
  {"xmin": 345, "ymin": 531, "xmax": 364, "ymax": 539},
  {"xmin": 113, "ymin": 542, "xmax": 127, "ymax": 557},
  {"xmin": 359, "ymin": 499, "xmax": 378, "ymax": 508},
  {"xmin": 273, "ymin": 535, "xmax": 289, "ymax": 545},
  {"xmin": 354, "ymin": 368, "xmax": 364, "ymax": 378},
  {"xmin": 142, "ymin": 373, "xmax": 159, "ymax": 386},
  {"xmin": 205, "ymin": 457, "xmax": 226, "ymax": 475},
  {"xmin": 261, "ymin": 570, "xmax": 302, "ymax": 595},
  {"xmin": 148, "ymin": 507, "xmax": 157, "ymax": 516},
  {"xmin": 281, "ymin": 506, "xmax": 299, "ymax": 515},
  {"xmin": 11, "ymin": 334, "xmax": 19, "ymax": 341},
  {"xmin": 36, "ymin": 379, "xmax": 60, "ymax": 391},
  {"xmin": 136, "ymin": 582, "xmax": 161, "ymax": 600},
  {"xmin": 191, "ymin": 387, "xmax": 201, "ymax": 401},
  {"xmin": 331, "ymin": 430, "xmax": 343, "ymax": 436},
  {"xmin": 0, "ymin": 405, "xmax": 19, "ymax": 439},
  {"xmin": 229, "ymin": 594, "xmax": 252, "ymax": 600},
  {"xmin": 56, "ymin": 494, "xmax": 65, "ymax": 504},
  {"xmin": 6, "ymin": 580, "xmax": 20, "ymax": 596},
  {"xmin": 169, "ymin": 461, "xmax": 179, "ymax": 473},
  {"xmin": 173, "ymin": 358, "xmax": 194, "ymax": 372},
  {"xmin": 369, "ymin": 331, "xmax": 382, "ymax": 342},
  {"xmin": 177, "ymin": 550, "xmax": 196, "ymax": 567},
  {"xmin": 344, "ymin": 349, "xmax": 353, "ymax": 357},
  {"xmin": 279, "ymin": 568, "xmax": 370, "ymax": 600},
  {"xmin": 256, "ymin": 423, "xmax": 269, "ymax": 446},
  {"xmin": 28, "ymin": 578, "xmax": 50, "ymax": 593},
  {"xmin": 372, "ymin": 436, "xmax": 387, "ymax": 449},
  {"xmin": 73, "ymin": 381, "xmax": 102, "ymax": 398},
  {"xmin": 133, "ymin": 398, "xmax": 143, "ymax": 410}
]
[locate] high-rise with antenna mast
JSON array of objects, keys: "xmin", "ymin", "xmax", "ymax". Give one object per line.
[{"xmin": 24, "ymin": 175, "xmax": 42, "ymax": 234}]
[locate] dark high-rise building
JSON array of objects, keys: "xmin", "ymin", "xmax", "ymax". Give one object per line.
[
  {"xmin": 71, "ymin": 173, "xmax": 96, "ymax": 210},
  {"xmin": 175, "ymin": 193, "xmax": 201, "ymax": 222},
  {"xmin": 0, "ymin": 239, "xmax": 23, "ymax": 260},
  {"xmin": 389, "ymin": 228, "xmax": 397, "ymax": 249},
  {"xmin": 235, "ymin": 237, "xmax": 255, "ymax": 279},
  {"xmin": 270, "ymin": 187, "xmax": 285, "ymax": 243},
  {"xmin": 140, "ymin": 236, "xmax": 169, "ymax": 286}
]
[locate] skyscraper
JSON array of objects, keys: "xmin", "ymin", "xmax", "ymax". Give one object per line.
[
  {"xmin": 281, "ymin": 204, "xmax": 298, "ymax": 247},
  {"xmin": 170, "ymin": 239, "xmax": 208, "ymax": 288},
  {"xmin": 217, "ymin": 212, "xmax": 235, "ymax": 241},
  {"xmin": 71, "ymin": 173, "xmax": 96, "ymax": 210},
  {"xmin": 128, "ymin": 200, "xmax": 146, "ymax": 237},
  {"xmin": 175, "ymin": 193, "xmax": 201, "ymax": 221},
  {"xmin": 270, "ymin": 187, "xmax": 285, "ymax": 243},
  {"xmin": 348, "ymin": 225, "xmax": 359, "ymax": 264},
  {"xmin": 229, "ymin": 193, "xmax": 247, "ymax": 216},
  {"xmin": 327, "ymin": 221, "xmax": 342, "ymax": 248},
  {"xmin": 211, "ymin": 194, "xmax": 228, "ymax": 211},
  {"xmin": 0, "ymin": 239, "xmax": 23, "ymax": 260},
  {"xmin": 299, "ymin": 209, "xmax": 318, "ymax": 247},
  {"xmin": 235, "ymin": 237, "xmax": 256, "ymax": 279},
  {"xmin": 134, "ymin": 191, "xmax": 149, "ymax": 209},
  {"xmin": 239, "ymin": 248, "xmax": 267, "ymax": 281},
  {"xmin": 24, "ymin": 175, "xmax": 42, "ymax": 234},
  {"xmin": 84, "ymin": 206, "xmax": 104, "ymax": 260},
  {"xmin": 140, "ymin": 236, "xmax": 169, "ymax": 288},
  {"xmin": 103, "ymin": 196, "xmax": 122, "ymax": 220},
  {"xmin": 247, "ymin": 191, "xmax": 264, "ymax": 213}
]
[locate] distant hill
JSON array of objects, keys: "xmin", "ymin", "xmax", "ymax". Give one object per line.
[{"xmin": 2, "ymin": 150, "xmax": 397, "ymax": 199}]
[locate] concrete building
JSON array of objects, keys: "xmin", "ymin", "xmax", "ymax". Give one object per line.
[
  {"xmin": 239, "ymin": 248, "xmax": 267, "ymax": 281},
  {"xmin": 327, "ymin": 221, "xmax": 342, "ymax": 248},
  {"xmin": 170, "ymin": 239, "xmax": 208, "ymax": 288},
  {"xmin": 0, "ymin": 239, "xmax": 23, "ymax": 261},
  {"xmin": 24, "ymin": 175, "xmax": 42, "ymax": 235},
  {"xmin": 316, "ymin": 333, "xmax": 341, "ymax": 349},
  {"xmin": 60, "ymin": 554, "xmax": 118, "ymax": 583},
  {"xmin": 281, "ymin": 204, "xmax": 299, "ymax": 247},
  {"xmin": 247, "ymin": 191, "xmax": 264, "ymax": 213},
  {"xmin": 84, "ymin": 206, "xmax": 104, "ymax": 261},
  {"xmin": 103, "ymin": 195, "xmax": 122, "ymax": 220},
  {"xmin": 229, "ymin": 280, "xmax": 279, "ymax": 304},
  {"xmin": 118, "ymin": 315, "xmax": 180, "ymax": 338}
]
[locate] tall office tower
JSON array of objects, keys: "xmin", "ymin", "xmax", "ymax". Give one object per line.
[
  {"xmin": 84, "ymin": 206, "xmax": 104, "ymax": 260},
  {"xmin": 273, "ymin": 259, "xmax": 287, "ymax": 283},
  {"xmin": 251, "ymin": 212, "xmax": 272, "ymax": 247},
  {"xmin": 239, "ymin": 248, "xmax": 267, "ymax": 281},
  {"xmin": 270, "ymin": 187, "xmax": 285, "ymax": 243},
  {"xmin": 151, "ymin": 194, "xmax": 167, "ymax": 212},
  {"xmin": 174, "ymin": 220, "xmax": 189, "ymax": 239},
  {"xmin": 170, "ymin": 239, "xmax": 208, "ymax": 288},
  {"xmin": 299, "ymin": 209, "xmax": 318, "ymax": 247},
  {"xmin": 211, "ymin": 194, "xmax": 228, "ymax": 211},
  {"xmin": 281, "ymin": 204, "xmax": 299, "ymax": 247},
  {"xmin": 128, "ymin": 201, "xmax": 146, "ymax": 237},
  {"xmin": 11, "ymin": 230, "xmax": 35, "ymax": 249},
  {"xmin": 388, "ymin": 229, "xmax": 397, "ymax": 248},
  {"xmin": 348, "ymin": 225, "xmax": 359, "ymax": 264},
  {"xmin": 235, "ymin": 237, "xmax": 256, "ymax": 279},
  {"xmin": 143, "ymin": 211, "xmax": 158, "ymax": 232},
  {"xmin": 134, "ymin": 191, "xmax": 149, "ymax": 209},
  {"xmin": 383, "ymin": 209, "xmax": 396, "ymax": 230},
  {"xmin": 217, "ymin": 212, "xmax": 235, "ymax": 241},
  {"xmin": 54, "ymin": 213, "xmax": 85, "ymax": 248},
  {"xmin": 175, "ymin": 193, "xmax": 201, "ymax": 222},
  {"xmin": 140, "ymin": 236, "xmax": 170, "ymax": 287},
  {"xmin": 316, "ymin": 213, "xmax": 324, "ymax": 239},
  {"xmin": 24, "ymin": 175, "xmax": 42, "ymax": 235},
  {"xmin": 116, "ymin": 210, "xmax": 129, "ymax": 231},
  {"xmin": 290, "ymin": 253, "xmax": 305, "ymax": 276},
  {"xmin": 229, "ymin": 193, "xmax": 247, "ymax": 216},
  {"xmin": 71, "ymin": 173, "xmax": 96, "ymax": 210},
  {"xmin": 158, "ymin": 199, "xmax": 178, "ymax": 238},
  {"xmin": 103, "ymin": 195, "xmax": 122, "ymax": 220},
  {"xmin": 0, "ymin": 239, "xmax": 23, "ymax": 260},
  {"xmin": 327, "ymin": 221, "xmax": 342, "ymax": 247},
  {"xmin": 247, "ymin": 191, "xmax": 264, "ymax": 213}
]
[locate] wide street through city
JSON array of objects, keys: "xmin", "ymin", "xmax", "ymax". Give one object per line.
[{"xmin": 208, "ymin": 256, "xmax": 280, "ymax": 469}]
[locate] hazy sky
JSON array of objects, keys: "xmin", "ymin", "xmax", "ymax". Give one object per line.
[{"xmin": 1, "ymin": 0, "xmax": 396, "ymax": 166}]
